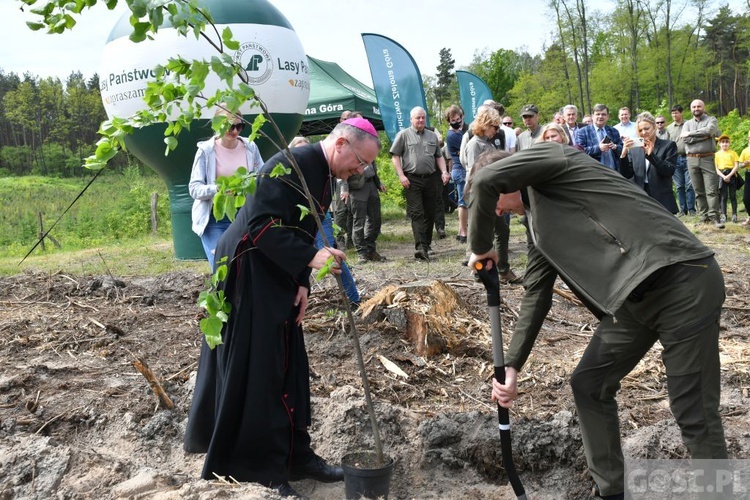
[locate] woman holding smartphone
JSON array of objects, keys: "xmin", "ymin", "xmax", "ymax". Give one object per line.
[{"xmin": 619, "ymin": 112, "xmax": 679, "ymax": 213}]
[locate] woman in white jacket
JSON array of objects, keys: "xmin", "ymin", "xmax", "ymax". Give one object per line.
[{"xmin": 189, "ymin": 107, "xmax": 263, "ymax": 269}]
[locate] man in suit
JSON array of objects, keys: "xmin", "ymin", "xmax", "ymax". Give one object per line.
[
  {"xmin": 575, "ymin": 103, "xmax": 623, "ymax": 172},
  {"xmin": 562, "ymin": 104, "xmax": 583, "ymax": 146}
]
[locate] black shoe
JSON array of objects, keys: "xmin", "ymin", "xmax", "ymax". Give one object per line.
[
  {"xmin": 437, "ymin": 230, "xmax": 446, "ymax": 239},
  {"xmin": 500, "ymin": 270, "xmax": 523, "ymax": 284},
  {"xmin": 274, "ymin": 482, "xmax": 309, "ymax": 499},
  {"xmin": 458, "ymin": 235, "xmax": 467, "ymax": 244},
  {"xmin": 367, "ymin": 251, "xmax": 386, "ymax": 262},
  {"xmin": 289, "ymin": 454, "xmax": 344, "ymax": 483},
  {"xmin": 414, "ymin": 249, "xmax": 429, "ymax": 260}
]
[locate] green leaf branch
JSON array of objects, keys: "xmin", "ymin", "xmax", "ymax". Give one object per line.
[{"xmin": 196, "ymin": 257, "xmax": 230, "ymax": 349}]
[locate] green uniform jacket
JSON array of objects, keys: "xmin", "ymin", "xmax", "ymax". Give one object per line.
[{"xmin": 468, "ymin": 142, "xmax": 714, "ymax": 370}]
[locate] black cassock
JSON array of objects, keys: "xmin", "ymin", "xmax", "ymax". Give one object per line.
[{"xmin": 184, "ymin": 143, "xmax": 334, "ymax": 486}]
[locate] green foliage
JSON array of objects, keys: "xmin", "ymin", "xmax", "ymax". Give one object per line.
[
  {"xmin": 717, "ymin": 111, "xmax": 750, "ymax": 154},
  {"xmin": 434, "ymin": 48, "xmax": 457, "ymax": 120},
  {"xmin": 468, "ymin": 49, "xmax": 534, "ymax": 106},
  {"xmin": 0, "ymin": 171, "xmax": 171, "ymax": 257},
  {"xmin": 197, "ymin": 257, "xmax": 231, "ymax": 349},
  {"xmin": 374, "ymin": 152, "xmax": 405, "ymax": 212},
  {"xmin": 213, "ymin": 167, "xmax": 257, "ymax": 222}
]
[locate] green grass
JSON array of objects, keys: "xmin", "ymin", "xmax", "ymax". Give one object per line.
[
  {"xmin": 0, "ymin": 235, "xmax": 209, "ymax": 277},
  {"xmin": 0, "ymin": 168, "xmax": 172, "ymax": 258}
]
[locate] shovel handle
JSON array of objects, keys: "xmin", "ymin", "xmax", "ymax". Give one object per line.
[
  {"xmin": 474, "ymin": 259, "xmax": 500, "ymax": 307},
  {"xmin": 476, "ymin": 262, "xmax": 526, "ymax": 499}
]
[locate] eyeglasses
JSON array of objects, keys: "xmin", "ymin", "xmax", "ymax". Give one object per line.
[
  {"xmin": 655, "ymin": 121, "xmax": 665, "ymax": 125},
  {"xmin": 229, "ymin": 122, "xmax": 245, "ymax": 132},
  {"xmin": 345, "ymin": 140, "xmax": 369, "ymax": 168},
  {"xmin": 503, "ymin": 121, "xmax": 513, "ymax": 126}
]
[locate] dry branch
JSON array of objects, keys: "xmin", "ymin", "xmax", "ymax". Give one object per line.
[{"xmin": 131, "ymin": 357, "xmax": 174, "ymax": 410}]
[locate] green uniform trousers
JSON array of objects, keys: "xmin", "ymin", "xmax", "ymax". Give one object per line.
[
  {"xmin": 688, "ymin": 155, "xmax": 721, "ymax": 220},
  {"xmin": 570, "ymin": 257, "xmax": 727, "ymax": 496}
]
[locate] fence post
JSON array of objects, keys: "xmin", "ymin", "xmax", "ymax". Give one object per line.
[
  {"xmin": 151, "ymin": 192, "xmax": 158, "ymax": 235},
  {"xmin": 37, "ymin": 212, "xmax": 46, "ymax": 251}
]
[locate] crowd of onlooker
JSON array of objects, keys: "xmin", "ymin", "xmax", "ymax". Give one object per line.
[{"xmin": 189, "ymin": 102, "xmax": 749, "ymax": 289}]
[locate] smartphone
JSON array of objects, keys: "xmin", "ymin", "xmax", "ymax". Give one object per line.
[
  {"xmin": 602, "ymin": 136, "xmax": 612, "ymax": 144},
  {"xmin": 631, "ymin": 137, "xmax": 644, "ymax": 148}
]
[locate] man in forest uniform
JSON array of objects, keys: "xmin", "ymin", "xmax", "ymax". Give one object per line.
[
  {"xmin": 515, "ymin": 104, "xmax": 542, "ymax": 151},
  {"xmin": 184, "ymin": 118, "xmax": 381, "ymax": 498},
  {"xmin": 469, "ymin": 142, "xmax": 727, "ymax": 500},
  {"xmin": 390, "ymin": 106, "xmax": 450, "ymax": 260}
]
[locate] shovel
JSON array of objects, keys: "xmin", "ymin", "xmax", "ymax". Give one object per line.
[{"xmin": 474, "ymin": 259, "xmax": 527, "ymax": 500}]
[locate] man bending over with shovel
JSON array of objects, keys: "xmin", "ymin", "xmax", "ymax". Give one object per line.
[{"xmin": 467, "ymin": 141, "xmax": 727, "ymax": 500}]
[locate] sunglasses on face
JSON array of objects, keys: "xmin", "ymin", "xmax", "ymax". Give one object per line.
[
  {"xmin": 503, "ymin": 121, "xmax": 513, "ymax": 126},
  {"xmin": 656, "ymin": 121, "xmax": 665, "ymax": 125},
  {"xmin": 229, "ymin": 122, "xmax": 245, "ymax": 132}
]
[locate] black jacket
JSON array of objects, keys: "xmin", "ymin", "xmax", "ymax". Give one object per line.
[{"xmin": 619, "ymin": 137, "xmax": 679, "ymax": 214}]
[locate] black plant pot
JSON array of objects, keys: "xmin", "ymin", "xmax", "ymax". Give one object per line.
[{"xmin": 342, "ymin": 451, "xmax": 395, "ymax": 499}]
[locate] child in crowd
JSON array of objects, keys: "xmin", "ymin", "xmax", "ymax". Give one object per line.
[
  {"xmin": 715, "ymin": 134, "xmax": 740, "ymax": 223},
  {"xmin": 739, "ymin": 131, "xmax": 750, "ymax": 226}
]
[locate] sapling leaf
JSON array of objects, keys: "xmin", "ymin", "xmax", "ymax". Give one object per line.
[
  {"xmin": 316, "ymin": 256, "xmax": 335, "ymax": 280},
  {"xmin": 270, "ymin": 163, "xmax": 291, "ymax": 178},
  {"xmin": 222, "ymin": 27, "xmax": 240, "ymax": 50},
  {"xmin": 298, "ymin": 204, "xmax": 310, "ymax": 220},
  {"xmin": 200, "ymin": 318, "xmax": 224, "ymax": 349},
  {"xmin": 214, "ymin": 261, "xmax": 228, "ymax": 284},
  {"xmin": 212, "ymin": 193, "xmax": 226, "ymax": 220},
  {"xmin": 223, "ymin": 194, "xmax": 236, "ymax": 221}
]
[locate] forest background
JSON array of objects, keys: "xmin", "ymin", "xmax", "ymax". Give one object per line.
[{"xmin": 1, "ymin": 0, "xmax": 749, "ymax": 260}]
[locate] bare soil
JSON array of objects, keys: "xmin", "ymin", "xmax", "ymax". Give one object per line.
[{"xmin": 1, "ymin": 215, "xmax": 749, "ymax": 499}]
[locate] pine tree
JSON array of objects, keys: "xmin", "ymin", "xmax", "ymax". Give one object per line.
[{"xmin": 435, "ymin": 48, "xmax": 455, "ymax": 121}]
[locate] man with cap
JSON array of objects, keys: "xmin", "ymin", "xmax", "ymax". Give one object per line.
[
  {"xmin": 390, "ymin": 106, "xmax": 450, "ymax": 260},
  {"xmin": 516, "ymin": 104, "xmax": 542, "ymax": 151},
  {"xmin": 184, "ymin": 118, "xmax": 381, "ymax": 498}
]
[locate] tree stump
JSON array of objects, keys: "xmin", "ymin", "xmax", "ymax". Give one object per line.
[{"xmin": 359, "ymin": 280, "xmax": 472, "ymax": 357}]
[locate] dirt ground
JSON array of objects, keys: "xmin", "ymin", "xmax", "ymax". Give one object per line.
[{"xmin": 1, "ymin": 215, "xmax": 749, "ymax": 499}]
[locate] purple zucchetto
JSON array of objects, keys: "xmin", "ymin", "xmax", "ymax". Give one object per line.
[{"xmin": 342, "ymin": 117, "xmax": 378, "ymax": 138}]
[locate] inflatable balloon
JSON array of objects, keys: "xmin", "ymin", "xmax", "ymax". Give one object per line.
[{"xmin": 99, "ymin": 0, "xmax": 309, "ymax": 259}]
